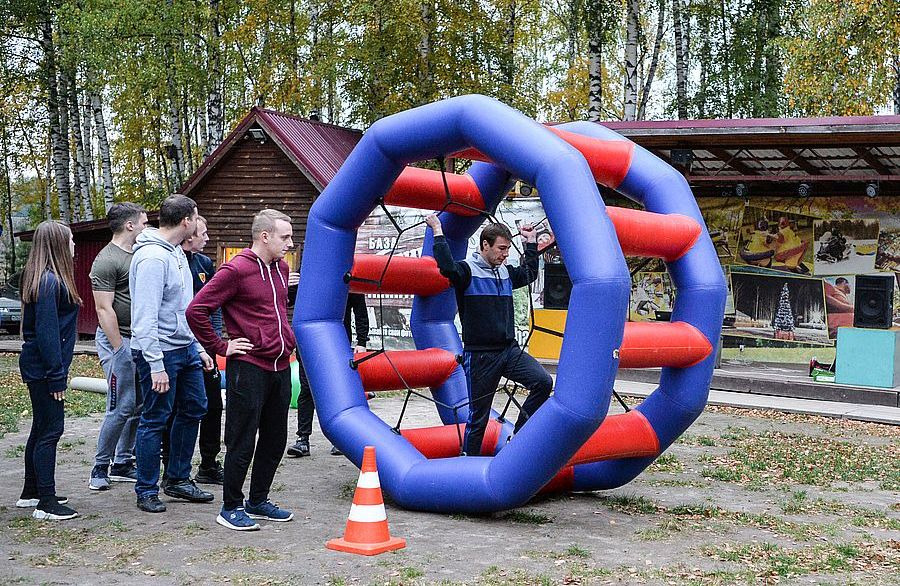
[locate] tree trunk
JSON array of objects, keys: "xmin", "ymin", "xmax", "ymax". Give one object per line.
[
  {"xmin": 719, "ymin": 0, "xmax": 733, "ymax": 117},
  {"xmin": 418, "ymin": 0, "xmax": 435, "ymax": 104},
  {"xmin": 637, "ymin": 0, "xmax": 665, "ymax": 120},
  {"xmin": 673, "ymin": 0, "xmax": 688, "ymax": 118},
  {"xmin": 308, "ymin": 0, "xmax": 322, "ymax": 115},
  {"xmin": 81, "ymin": 90, "xmax": 94, "ymax": 191},
  {"xmin": 67, "ymin": 71, "xmax": 91, "ymax": 220},
  {"xmin": 42, "ymin": 17, "xmax": 71, "ymax": 221},
  {"xmin": 182, "ymin": 94, "xmax": 194, "ymax": 176},
  {"xmin": 894, "ymin": 55, "xmax": 900, "ymax": 114},
  {"xmin": 587, "ymin": 32, "xmax": 603, "ymax": 121},
  {"xmin": 58, "ymin": 66, "xmax": 80, "ymax": 222},
  {"xmin": 167, "ymin": 68, "xmax": 185, "ymax": 188},
  {"xmin": 89, "ymin": 86, "xmax": 115, "ymax": 211},
  {"xmin": 623, "ymin": 0, "xmax": 640, "ymax": 120},
  {"xmin": 501, "ymin": 0, "xmax": 517, "ymax": 102},
  {"xmin": 1, "ymin": 118, "xmax": 15, "ymax": 278},
  {"xmin": 206, "ymin": 0, "xmax": 224, "ymax": 157}
]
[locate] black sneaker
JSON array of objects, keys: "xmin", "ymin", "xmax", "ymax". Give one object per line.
[
  {"xmin": 109, "ymin": 463, "xmax": 138, "ymax": 483},
  {"xmin": 32, "ymin": 501, "xmax": 78, "ymax": 521},
  {"xmin": 330, "ymin": 445, "xmax": 343, "ymax": 456},
  {"xmin": 136, "ymin": 494, "xmax": 167, "ymax": 513},
  {"xmin": 163, "ymin": 479, "xmax": 214, "ymax": 503},
  {"xmin": 194, "ymin": 463, "xmax": 224, "ymax": 485},
  {"xmin": 287, "ymin": 438, "xmax": 310, "ymax": 458},
  {"xmin": 17, "ymin": 495, "xmax": 68, "ymax": 508}
]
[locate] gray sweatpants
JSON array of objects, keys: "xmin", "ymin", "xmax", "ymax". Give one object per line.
[{"xmin": 93, "ymin": 330, "xmax": 143, "ymax": 467}]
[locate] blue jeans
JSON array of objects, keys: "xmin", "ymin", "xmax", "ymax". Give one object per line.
[{"xmin": 132, "ymin": 346, "xmax": 207, "ymax": 498}]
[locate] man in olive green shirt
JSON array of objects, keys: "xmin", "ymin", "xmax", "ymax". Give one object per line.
[{"xmin": 88, "ymin": 203, "xmax": 148, "ymax": 491}]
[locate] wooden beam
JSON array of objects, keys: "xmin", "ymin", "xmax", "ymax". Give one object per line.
[
  {"xmin": 778, "ymin": 148, "xmax": 822, "ymax": 175},
  {"xmin": 852, "ymin": 147, "xmax": 892, "ymax": 175},
  {"xmin": 706, "ymin": 148, "xmax": 758, "ymax": 175}
]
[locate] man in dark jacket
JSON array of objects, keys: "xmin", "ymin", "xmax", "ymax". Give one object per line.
[
  {"xmin": 187, "ymin": 209, "xmax": 297, "ymax": 531},
  {"xmin": 425, "ymin": 214, "xmax": 553, "ymax": 456},
  {"xmin": 160, "ymin": 216, "xmax": 225, "ymax": 486}
]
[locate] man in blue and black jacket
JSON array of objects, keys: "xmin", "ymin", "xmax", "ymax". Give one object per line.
[{"xmin": 426, "ymin": 214, "xmax": 553, "ymax": 456}]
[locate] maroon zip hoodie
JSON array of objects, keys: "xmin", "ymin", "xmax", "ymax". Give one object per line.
[{"xmin": 186, "ymin": 249, "xmax": 296, "ymax": 372}]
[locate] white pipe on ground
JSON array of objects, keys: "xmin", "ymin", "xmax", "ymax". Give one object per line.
[{"xmin": 70, "ymin": 377, "xmax": 108, "ymax": 395}]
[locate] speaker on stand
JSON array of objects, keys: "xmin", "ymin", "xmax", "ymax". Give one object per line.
[
  {"xmin": 853, "ymin": 275, "xmax": 895, "ymax": 329},
  {"xmin": 543, "ymin": 264, "xmax": 572, "ymax": 310}
]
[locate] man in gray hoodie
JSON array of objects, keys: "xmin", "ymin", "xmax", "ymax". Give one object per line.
[{"xmin": 129, "ymin": 194, "xmax": 215, "ymax": 513}]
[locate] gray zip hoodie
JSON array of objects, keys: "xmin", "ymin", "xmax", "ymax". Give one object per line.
[{"xmin": 129, "ymin": 227, "xmax": 201, "ymax": 372}]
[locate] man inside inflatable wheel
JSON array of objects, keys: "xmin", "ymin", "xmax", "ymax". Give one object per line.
[{"xmin": 425, "ymin": 214, "xmax": 553, "ymax": 457}]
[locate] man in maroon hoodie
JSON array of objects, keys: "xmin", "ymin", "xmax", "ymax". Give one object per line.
[{"xmin": 186, "ymin": 209, "xmax": 297, "ymax": 531}]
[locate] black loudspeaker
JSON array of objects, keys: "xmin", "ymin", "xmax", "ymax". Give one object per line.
[
  {"xmin": 853, "ymin": 275, "xmax": 894, "ymax": 329},
  {"xmin": 543, "ymin": 264, "xmax": 572, "ymax": 309}
]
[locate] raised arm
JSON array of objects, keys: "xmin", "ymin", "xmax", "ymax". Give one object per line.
[
  {"xmin": 509, "ymin": 222, "xmax": 539, "ymax": 288},
  {"xmin": 425, "ymin": 214, "xmax": 471, "ymax": 289}
]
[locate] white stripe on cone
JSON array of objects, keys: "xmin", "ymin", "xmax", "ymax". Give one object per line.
[
  {"xmin": 357, "ymin": 471, "xmax": 380, "ymax": 489},
  {"xmin": 348, "ymin": 503, "xmax": 387, "ymax": 523}
]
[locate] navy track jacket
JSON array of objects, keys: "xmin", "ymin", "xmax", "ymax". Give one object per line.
[
  {"xmin": 19, "ymin": 271, "xmax": 79, "ymax": 392},
  {"xmin": 433, "ymin": 235, "xmax": 539, "ymax": 351}
]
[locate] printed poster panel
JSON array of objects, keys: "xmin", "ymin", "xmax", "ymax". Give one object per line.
[
  {"xmin": 698, "ymin": 198, "xmax": 745, "ymax": 262},
  {"xmin": 875, "ymin": 222, "xmax": 900, "ymax": 273},
  {"xmin": 823, "ymin": 275, "xmax": 854, "ymax": 339},
  {"xmin": 737, "ymin": 207, "xmax": 814, "ymax": 274},
  {"xmin": 724, "ymin": 268, "xmax": 828, "ymax": 345},
  {"xmin": 629, "ymin": 272, "xmax": 675, "ymax": 322},
  {"xmin": 813, "ymin": 219, "xmax": 880, "ymax": 276}
]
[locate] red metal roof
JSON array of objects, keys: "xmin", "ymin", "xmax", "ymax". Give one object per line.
[
  {"xmin": 255, "ymin": 109, "xmax": 362, "ymax": 191},
  {"xmin": 180, "ymin": 107, "xmax": 362, "ymax": 196}
]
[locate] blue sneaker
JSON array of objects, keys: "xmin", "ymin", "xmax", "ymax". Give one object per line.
[
  {"xmin": 216, "ymin": 507, "xmax": 260, "ymax": 531},
  {"xmin": 244, "ymin": 499, "xmax": 294, "ymax": 522}
]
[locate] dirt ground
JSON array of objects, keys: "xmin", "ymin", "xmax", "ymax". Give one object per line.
[{"xmin": 0, "ymin": 389, "xmax": 897, "ymax": 586}]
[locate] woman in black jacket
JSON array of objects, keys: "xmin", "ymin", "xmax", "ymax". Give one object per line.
[{"xmin": 16, "ymin": 220, "xmax": 81, "ymax": 520}]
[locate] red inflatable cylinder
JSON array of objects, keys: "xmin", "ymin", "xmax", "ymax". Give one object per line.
[
  {"xmin": 349, "ymin": 255, "xmax": 450, "ymax": 296},
  {"xmin": 541, "ymin": 411, "xmax": 659, "ymax": 493},
  {"xmin": 356, "ymin": 348, "xmax": 460, "ymax": 392},
  {"xmin": 385, "ymin": 166, "xmax": 485, "ymax": 216},
  {"xmin": 400, "ymin": 420, "xmax": 504, "ymax": 459},
  {"xmin": 547, "ymin": 127, "xmax": 634, "ymax": 188},
  {"xmin": 620, "ymin": 321, "xmax": 713, "ymax": 369},
  {"xmin": 607, "ymin": 207, "xmax": 702, "ymax": 262}
]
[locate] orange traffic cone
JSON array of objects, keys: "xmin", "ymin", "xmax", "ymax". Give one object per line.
[{"xmin": 326, "ymin": 445, "xmax": 406, "ymax": 556}]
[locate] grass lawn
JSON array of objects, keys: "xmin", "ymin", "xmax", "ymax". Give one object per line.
[{"xmin": 0, "ymin": 353, "xmax": 106, "ymax": 439}]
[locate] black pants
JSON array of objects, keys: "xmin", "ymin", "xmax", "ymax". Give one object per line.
[
  {"xmin": 223, "ymin": 359, "xmax": 290, "ymax": 510},
  {"xmin": 294, "ymin": 350, "xmax": 315, "ymax": 439},
  {"xmin": 462, "ymin": 344, "xmax": 553, "ymax": 456},
  {"xmin": 23, "ymin": 380, "xmax": 65, "ymax": 500},
  {"xmin": 161, "ymin": 368, "xmax": 222, "ymax": 471}
]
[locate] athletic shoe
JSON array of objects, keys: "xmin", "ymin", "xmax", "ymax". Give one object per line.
[
  {"xmin": 163, "ymin": 479, "xmax": 214, "ymax": 503},
  {"xmin": 109, "ymin": 463, "xmax": 138, "ymax": 483},
  {"xmin": 16, "ymin": 495, "xmax": 68, "ymax": 508},
  {"xmin": 195, "ymin": 463, "xmax": 225, "ymax": 485},
  {"xmin": 286, "ymin": 438, "xmax": 310, "ymax": 458},
  {"xmin": 32, "ymin": 501, "xmax": 78, "ymax": 520},
  {"xmin": 216, "ymin": 507, "xmax": 260, "ymax": 531},
  {"xmin": 89, "ymin": 464, "xmax": 111, "ymax": 491},
  {"xmin": 330, "ymin": 445, "xmax": 343, "ymax": 456},
  {"xmin": 244, "ymin": 499, "xmax": 294, "ymax": 522},
  {"xmin": 136, "ymin": 494, "xmax": 167, "ymax": 513}
]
